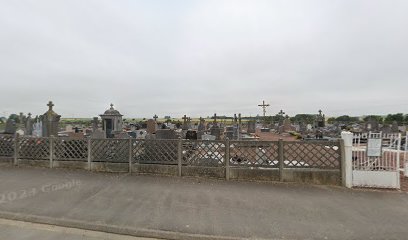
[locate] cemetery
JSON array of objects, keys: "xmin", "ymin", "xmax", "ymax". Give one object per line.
[{"xmin": 0, "ymin": 101, "xmax": 407, "ymax": 190}]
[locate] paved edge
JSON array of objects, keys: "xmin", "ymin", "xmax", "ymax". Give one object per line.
[{"xmin": 0, "ymin": 210, "xmax": 254, "ymax": 240}]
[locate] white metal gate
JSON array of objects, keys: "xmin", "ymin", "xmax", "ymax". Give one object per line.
[{"xmin": 352, "ymin": 132, "xmax": 401, "ymax": 189}]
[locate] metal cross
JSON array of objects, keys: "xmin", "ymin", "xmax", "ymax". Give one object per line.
[{"xmin": 258, "ymin": 100, "xmax": 270, "ymax": 117}]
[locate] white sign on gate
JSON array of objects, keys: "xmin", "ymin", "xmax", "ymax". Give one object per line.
[{"xmin": 367, "ymin": 138, "xmax": 382, "ymax": 157}]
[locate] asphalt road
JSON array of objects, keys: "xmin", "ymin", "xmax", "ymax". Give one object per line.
[{"xmin": 0, "ymin": 166, "xmax": 407, "ymax": 239}]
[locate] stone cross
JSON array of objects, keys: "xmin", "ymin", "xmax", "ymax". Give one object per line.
[
  {"xmin": 238, "ymin": 113, "xmax": 242, "ymax": 125},
  {"xmin": 258, "ymin": 100, "xmax": 270, "ymax": 117},
  {"xmin": 234, "ymin": 114, "xmax": 238, "ymax": 124},
  {"xmin": 153, "ymin": 114, "xmax": 158, "ymax": 122},
  {"xmin": 318, "ymin": 109, "xmax": 322, "ymax": 116},
  {"xmin": 182, "ymin": 115, "xmax": 188, "ymax": 123},
  {"xmin": 213, "ymin": 113, "xmax": 217, "ymax": 124},
  {"xmin": 47, "ymin": 101, "xmax": 54, "ymax": 111},
  {"xmin": 278, "ymin": 110, "xmax": 285, "ymax": 116}
]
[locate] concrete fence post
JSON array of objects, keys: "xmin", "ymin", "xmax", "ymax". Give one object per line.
[
  {"xmin": 178, "ymin": 137, "xmax": 182, "ymax": 177},
  {"xmin": 49, "ymin": 136, "xmax": 54, "ymax": 168},
  {"xmin": 87, "ymin": 138, "xmax": 91, "ymax": 171},
  {"xmin": 341, "ymin": 131, "xmax": 353, "ymax": 188},
  {"xmin": 404, "ymin": 131, "xmax": 408, "ymax": 177},
  {"xmin": 13, "ymin": 134, "xmax": 19, "ymax": 166},
  {"xmin": 225, "ymin": 138, "xmax": 230, "ymax": 180},
  {"xmin": 128, "ymin": 138, "xmax": 132, "ymax": 174},
  {"xmin": 278, "ymin": 139, "xmax": 284, "ymax": 182}
]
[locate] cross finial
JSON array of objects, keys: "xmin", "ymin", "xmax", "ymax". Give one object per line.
[
  {"xmin": 278, "ymin": 110, "xmax": 285, "ymax": 116},
  {"xmin": 213, "ymin": 113, "xmax": 217, "ymax": 123},
  {"xmin": 318, "ymin": 109, "xmax": 322, "ymax": 115},
  {"xmin": 153, "ymin": 114, "xmax": 158, "ymax": 121},
  {"xmin": 47, "ymin": 101, "xmax": 54, "ymax": 111},
  {"xmin": 110, "ymin": 103, "xmax": 114, "ymax": 109}
]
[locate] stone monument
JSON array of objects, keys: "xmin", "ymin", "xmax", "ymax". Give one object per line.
[{"xmin": 42, "ymin": 101, "xmax": 61, "ymax": 137}]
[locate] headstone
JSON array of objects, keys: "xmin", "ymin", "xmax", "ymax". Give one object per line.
[
  {"xmin": 201, "ymin": 134, "xmax": 216, "ymax": 141},
  {"xmin": 92, "ymin": 117, "xmax": 99, "ymax": 132},
  {"xmin": 185, "ymin": 130, "xmax": 197, "ymax": 140},
  {"xmin": 91, "ymin": 129, "xmax": 106, "ymax": 139},
  {"xmin": 115, "ymin": 132, "xmax": 130, "ymax": 139},
  {"xmin": 156, "ymin": 129, "xmax": 177, "ymax": 139},
  {"xmin": 210, "ymin": 125, "xmax": 223, "ymax": 140},
  {"xmin": 225, "ymin": 126, "xmax": 234, "ymax": 139},
  {"xmin": 181, "ymin": 115, "xmax": 189, "ymax": 130},
  {"xmin": 65, "ymin": 125, "xmax": 73, "ymax": 132},
  {"xmin": 42, "ymin": 101, "xmax": 61, "ymax": 137},
  {"xmin": 146, "ymin": 119, "xmax": 157, "ymax": 134},
  {"xmin": 25, "ymin": 113, "xmax": 33, "ymax": 135},
  {"xmin": 315, "ymin": 110, "xmax": 325, "ymax": 128},
  {"xmin": 32, "ymin": 118, "xmax": 43, "ymax": 137},
  {"xmin": 4, "ymin": 118, "xmax": 16, "ymax": 134},
  {"xmin": 247, "ymin": 121, "xmax": 256, "ymax": 134}
]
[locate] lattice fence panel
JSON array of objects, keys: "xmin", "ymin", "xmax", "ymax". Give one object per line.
[
  {"xmin": 283, "ymin": 141, "xmax": 341, "ymax": 169},
  {"xmin": 91, "ymin": 139, "xmax": 129, "ymax": 163},
  {"xmin": 0, "ymin": 135, "xmax": 14, "ymax": 157},
  {"xmin": 133, "ymin": 140, "xmax": 178, "ymax": 165},
  {"xmin": 54, "ymin": 139, "xmax": 87, "ymax": 161},
  {"xmin": 230, "ymin": 141, "xmax": 279, "ymax": 168},
  {"xmin": 183, "ymin": 140, "xmax": 225, "ymax": 166},
  {"xmin": 18, "ymin": 137, "xmax": 50, "ymax": 160}
]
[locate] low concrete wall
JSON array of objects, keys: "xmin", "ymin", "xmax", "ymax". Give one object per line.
[
  {"xmin": 281, "ymin": 168, "xmax": 341, "ymax": 186},
  {"xmin": 0, "ymin": 158, "xmax": 13, "ymax": 166},
  {"xmin": 229, "ymin": 167, "xmax": 280, "ymax": 181},
  {"xmin": 134, "ymin": 164, "xmax": 178, "ymax": 176},
  {"xmin": 182, "ymin": 166, "xmax": 225, "ymax": 179},
  {"xmin": 19, "ymin": 159, "xmax": 49, "ymax": 168},
  {"xmin": 91, "ymin": 162, "xmax": 129, "ymax": 173},
  {"xmin": 53, "ymin": 160, "xmax": 88, "ymax": 170}
]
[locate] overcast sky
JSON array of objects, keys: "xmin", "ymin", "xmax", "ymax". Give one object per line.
[{"xmin": 0, "ymin": 0, "xmax": 407, "ymax": 118}]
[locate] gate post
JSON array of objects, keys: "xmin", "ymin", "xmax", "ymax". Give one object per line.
[
  {"xmin": 341, "ymin": 131, "xmax": 353, "ymax": 188},
  {"xmin": 13, "ymin": 134, "xmax": 19, "ymax": 166},
  {"xmin": 178, "ymin": 137, "xmax": 182, "ymax": 177},
  {"xmin": 278, "ymin": 139, "xmax": 284, "ymax": 182},
  {"xmin": 225, "ymin": 138, "xmax": 230, "ymax": 180}
]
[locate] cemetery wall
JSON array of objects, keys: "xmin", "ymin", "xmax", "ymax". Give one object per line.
[{"xmin": 0, "ymin": 135, "xmax": 344, "ymax": 186}]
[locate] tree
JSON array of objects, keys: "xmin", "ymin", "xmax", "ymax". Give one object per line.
[
  {"xmin": 384, "ymin": 113, "xmax": 404, "ymax": 125},
  {"xmin": 363, "ymin": 115, "xmax": 383, "ymax": 124}
]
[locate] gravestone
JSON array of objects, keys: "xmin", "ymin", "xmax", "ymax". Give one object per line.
[
  {"xmin": 315, "ymin": 110, "xmax": 325, "ymax": 128},
  {"xmin": 247, "ymin": 121, "xmax": 256, "ymax": 134},
  {"xmin": 156, "ymin": 129, "xmax": 177, "ymax": 139},
  {"xmin": 146, "ymin": 119, "xmax": 157, "ymax": 134},
  {"xmin": 210, "ymin": 125, "xmax": 223, "ymax": 140},
  {"xmin": 42, "ymin": 101, "xmax": 61, "ymax": 137},
  {"xmin": 197, "ymin": 117, "xmax": 206, "ymax": 139},
  {"xmin": 225, "ymin": 126, "xmax": 234, "ymax": 139},
  {"xmin": 181, "ymin": 115, "xmax": 189, "ymax": 130},
  {"xmin": 4, "ymin": 118, "xmax": 16, "ymax": 134},
  {"xmin": 92, "ymin": 117, "xmax": 99, "ymax": 132},
  {"xmin": 391, "ymin": 121, "xmax": 399, "ymax": 133},
  {"xmin": 115, "ymin": 132, "xmax": 130, "ymax": 139},
  {"xmin": 365, "ymin": 117, "xmax": 379, "ymax": 131},
  {"xmin": 185, "ymin": 130, "xmax": 198, "ymax": 140},
  {"xmin": 280, "ymin": 116, "xmax": 295, "ymax": 133},
  {"xmin": 91, "ymin": 129, "xmax": 106, "ymax": 139},
  {"xmin": 25, "ymin": 113, "xmax": 33, "ymax": 135},
  {"xmin": 201, "ymin": 134, "xmax": 216, "ymax": 140}
]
